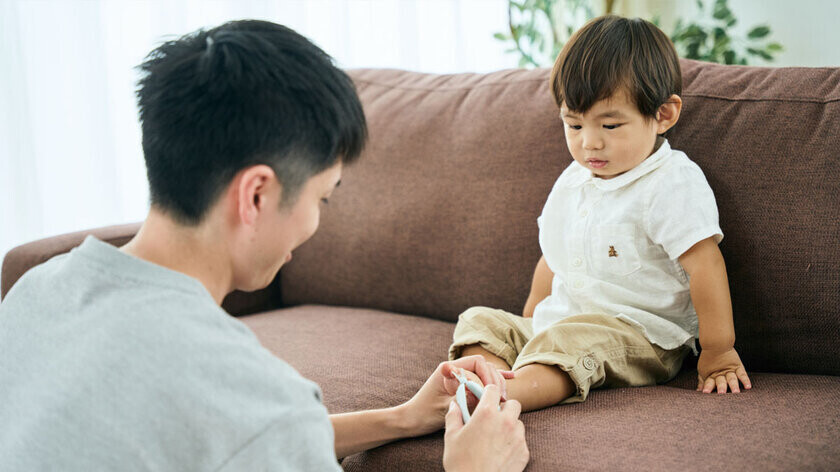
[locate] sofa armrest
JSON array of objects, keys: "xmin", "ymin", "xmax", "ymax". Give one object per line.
[
  {"xmin": 1, "ymin": 223, "xmax": 142, "ymax": 300},
  {"xmin": 1, "ymin": 223, "xmax": 282, "ymax": 316}
]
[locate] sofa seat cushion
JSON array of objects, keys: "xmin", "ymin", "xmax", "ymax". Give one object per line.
[
  {"xmin": 241, "ymin": 305, "xmax": 453, "ymax": 414},
  {"xmin": 241, "ymin": 305, "xmax": 840, "ymax": 471}
]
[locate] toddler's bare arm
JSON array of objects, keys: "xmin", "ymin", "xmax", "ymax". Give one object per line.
[{"xmin": 679, "ymin": 237, "xmax": 752, "ymax": 394}]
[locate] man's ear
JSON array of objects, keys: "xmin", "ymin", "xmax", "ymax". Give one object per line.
[
  {"xmin": 236, "ymin": 165, "xmax": 277, "ymax": 226},
  {"xmin": 655, "ymin": 94, "xmax": 683, "ymax": 134}
]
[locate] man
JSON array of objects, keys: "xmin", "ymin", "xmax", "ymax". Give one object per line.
[{"xmin": 0, "ymin": 20, "xmax": 528, "ymax": 471}]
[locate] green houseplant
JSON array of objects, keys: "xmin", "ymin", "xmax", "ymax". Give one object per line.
[{"xmin": 495, "ymin": 0, "xmax": 782, "ymax": 67}]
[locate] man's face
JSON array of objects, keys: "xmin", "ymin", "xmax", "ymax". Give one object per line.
[
  {"xmin": 560, "ymin": 89, "xmax": 661, "ymax": 179},
  {"xmin": 238, "ymin": 162, "xmax": 342, "ymax": 292}
]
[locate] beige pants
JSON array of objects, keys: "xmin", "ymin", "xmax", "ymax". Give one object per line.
[{"xmin": 449, "ymin": 307, "xmax": 689, "ymax": 403}]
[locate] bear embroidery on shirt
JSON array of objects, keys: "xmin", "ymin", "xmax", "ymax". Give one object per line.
[{"xmin": 608, "ymin": 246, "xmax": 618, "ymax": 257}]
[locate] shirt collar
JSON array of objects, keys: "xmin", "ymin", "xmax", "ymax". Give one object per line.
[
  {"xmin": 565, "ymin": 138, "xmax": 672, "ymax": 191},
  {"xmin": 74, "ymin": 235, "xmax": 212, "ymax": 298}
]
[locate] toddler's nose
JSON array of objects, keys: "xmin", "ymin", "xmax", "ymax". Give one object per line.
[{"xmin": 581, "ymin": 129, "xmax": 604, "ymax": 150}]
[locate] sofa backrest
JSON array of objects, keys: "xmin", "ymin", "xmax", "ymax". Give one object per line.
[{"xmin": 279, "ymin": 60, "xmax": 840, "ymax": 376}]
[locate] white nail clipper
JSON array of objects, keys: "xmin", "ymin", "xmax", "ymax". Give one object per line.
[{"xmin": 452, "ymin": 368, "xmax": 499, "ymax": 423}]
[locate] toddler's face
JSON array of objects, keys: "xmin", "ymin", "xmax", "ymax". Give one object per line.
[{"xmin": 560, "ymin": 89, "xmax": 663, "ymax": 180}]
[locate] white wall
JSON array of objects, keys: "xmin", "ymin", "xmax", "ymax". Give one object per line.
[
  {"xmin": 728, "ymin": 0, "xmax": 840, "ymax": 67},
  {"xmin": 0, "ymin": 0, "xmax": 518, "ymax": 261},
  {"xmin": 629, "ymin": 0, "xmax": 840, "ymax": 67},
  {"xmin": 1, "ymin": 0, "xmax": 837, "ymax": 262}
]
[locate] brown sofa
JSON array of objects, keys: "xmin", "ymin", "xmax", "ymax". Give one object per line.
[{"xmin": 3, "ymin": 60, "xmax": 839, "ymax": 470}]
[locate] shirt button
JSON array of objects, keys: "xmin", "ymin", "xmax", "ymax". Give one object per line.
[
  {"xmin": 573, "ymin": 280, "xmax": 584, "ymax": 289},
  {"xmin": 579, "ymin": 209, "xmax": 588, "ymax": 217},
  {"xmin": 583, "ymin": 356, "xmax": 597, "ymax": 370},
  {"xmin": 572, "ymin": 258, "xmax": 583, "ymax": 267}
]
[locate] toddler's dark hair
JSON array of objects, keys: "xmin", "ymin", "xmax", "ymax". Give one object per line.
[{"xmin": 550, "ymin": 15, "xmax": 681, "ymax": 118}]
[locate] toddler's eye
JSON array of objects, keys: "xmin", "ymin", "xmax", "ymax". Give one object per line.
[
  {"xmin": 321, "ymin": 198, "xmax": 330, "ymax": 204},
  {"xmin": 603, "ymin": 124, "xmax": 622, "ymax": 130},
  {"xmin": 567, "ymin": 124, "xmax": 582, "ymax": 130}
]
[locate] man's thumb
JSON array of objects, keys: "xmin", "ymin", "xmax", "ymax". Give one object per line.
[{"xmin": 445, "ymin": 400, "xmax": 463, "ymax": 432}]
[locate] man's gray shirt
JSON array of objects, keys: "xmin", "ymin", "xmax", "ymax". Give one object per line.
[{"xmin": 0, "ymin": 236, "xmax": 340, "ymax": 471}]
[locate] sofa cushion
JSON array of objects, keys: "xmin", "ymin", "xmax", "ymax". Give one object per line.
[
  {"xmin": 241, "ymin": 305, "xmax": 840, "ymax": 471},
  {"xmin": 241, "ymin": 305, "xmax": 452, "ymax": 413},
  {"xmin": 277, "ymin": 63, "xmax": 840, "ymax": 376},
  {"xmin": 673, "ymin": 62, "xmax": 840, "ymax": 376},
  {"xmin": 280, "ymin": 68, "xmax": 561, "ymax": 325}
]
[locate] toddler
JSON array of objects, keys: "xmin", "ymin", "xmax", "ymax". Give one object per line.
[{"xmin": 449, "ymin": 15, "xmax": 752, "ymax": 411}]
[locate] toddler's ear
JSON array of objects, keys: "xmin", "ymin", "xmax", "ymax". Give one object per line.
[{"xmin": 655, "ymin": 94, "xmax": 683, "ymax": 134}]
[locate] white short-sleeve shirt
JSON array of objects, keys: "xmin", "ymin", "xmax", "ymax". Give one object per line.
[{"xmin": 534, "ymin": 139, "xmax": 722, "ymax": 352}]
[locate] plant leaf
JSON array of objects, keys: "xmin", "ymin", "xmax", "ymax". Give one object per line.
[
  {"xmin": 746, "ymin": 47, "xmax": 772, "ymax": 60},
  {"xmin": 723, "ymin": 50, "xmax": 735, "ymax": 64},
  {"xmin": 747, "ymin": 25, "xmax": 770, "ymax": 39},
  {"xmin": 713, "ymin": 5, "xmax": 732, "ymax": 20}
]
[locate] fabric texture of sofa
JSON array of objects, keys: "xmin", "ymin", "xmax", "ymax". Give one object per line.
[{"xmin": 3, "ymin": 60, "xmax": 839, "ymax": 470}]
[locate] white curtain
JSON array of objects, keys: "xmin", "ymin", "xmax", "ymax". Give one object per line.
[{"xmin": 0, "ymin": 0, "xmax": 516, "ymax": 260}]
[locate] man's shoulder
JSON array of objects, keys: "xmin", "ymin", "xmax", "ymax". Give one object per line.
[{"xmin": 2, "ymin": 250, "xmax": 71, "ymax": 297}]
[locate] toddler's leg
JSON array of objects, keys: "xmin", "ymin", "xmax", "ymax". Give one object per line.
[
  {"xmin": 460, "ymin": 344, "xmax": 511, "ymax": 371},
  {"xmin": 503, "ymin": 363, "xmax": 576, "ymax": 412},
  {"xmin": 457, "ymin": 347, "xmax": 576, "ymax": 411},
  {"xmin": 450, "ymin": 307, "xmax": 576, "ymax": 411},
  {"xmin": 449, "ymin": 306, "xmax": 532, "ymax": 371},
  {"xmin": 507, "ymin": 314, "xmax": 689, "ymax": 412}
]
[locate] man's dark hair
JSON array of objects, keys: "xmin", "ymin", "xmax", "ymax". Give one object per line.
[
  {"xmin": 136, "ymin": 20, "xmax": 367, "ymax": 224},
  {"xmin": 550, "ymin": 15, "xmax": 682, "ymax": 118}
]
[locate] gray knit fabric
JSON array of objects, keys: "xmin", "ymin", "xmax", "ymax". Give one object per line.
[{"xmin": 0, "ymin": 236, "xmax": 340, "ymax": 471}]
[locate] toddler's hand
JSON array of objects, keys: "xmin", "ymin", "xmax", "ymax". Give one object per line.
[{"xmin": 697, "ymin": 347, "xmax": 752, "ymax": 394}]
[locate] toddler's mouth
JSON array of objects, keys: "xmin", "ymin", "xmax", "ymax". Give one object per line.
[{"xmin": 587, "ymin": 158, "xmax": 608, "ymax": 169}]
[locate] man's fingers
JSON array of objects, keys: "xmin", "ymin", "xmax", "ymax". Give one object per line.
[
  {"xmin": 452, "ymin": 356, "xmax": 496, "ymax": 389},
  {"xmin": 450, "ymin": 355, "xmax": 510, "ymax": 401},
  {"xmin": 736, "ymin": 368, "xmax": 752, "ymax": 390},
  {"xmin": 470, "ymin": 356, "xmax": 495, "ymax": 387},
  {"xmin": 440, "ymin": 363, "xmax": 462, "ymax": 396},
  {"xmin": 444, "ymin": 400, "xmax": 464, "ymax": 432},
  {"xmin": 490, "ymin": 365, "xmax": 505, "ymax": 401},
  {"xmin": 474, "ymin": 383, "xmax": 501, "ymax": 412},
  {"xmin": 726, "ymin": 372, "xmax": 740, "ymax": 393},
  {"xmin": 500, "ymin": 398, "xmax": 522, "ymax": 418}
]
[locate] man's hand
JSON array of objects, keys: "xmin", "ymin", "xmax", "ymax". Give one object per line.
[
  {"xmin": 443, "ymin": 384, "xmax": 529, "ymax": 472},
  {"xmin": 697, "ymin": 347, "xmax": 752, "ymax": 394},
  {"xmin": 332, "ymin": 357, "xmax": 513, "ymax": 458},
  {"xmin": 401, "ymin": 355, "xmax": 514, "ymax": 436}
]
